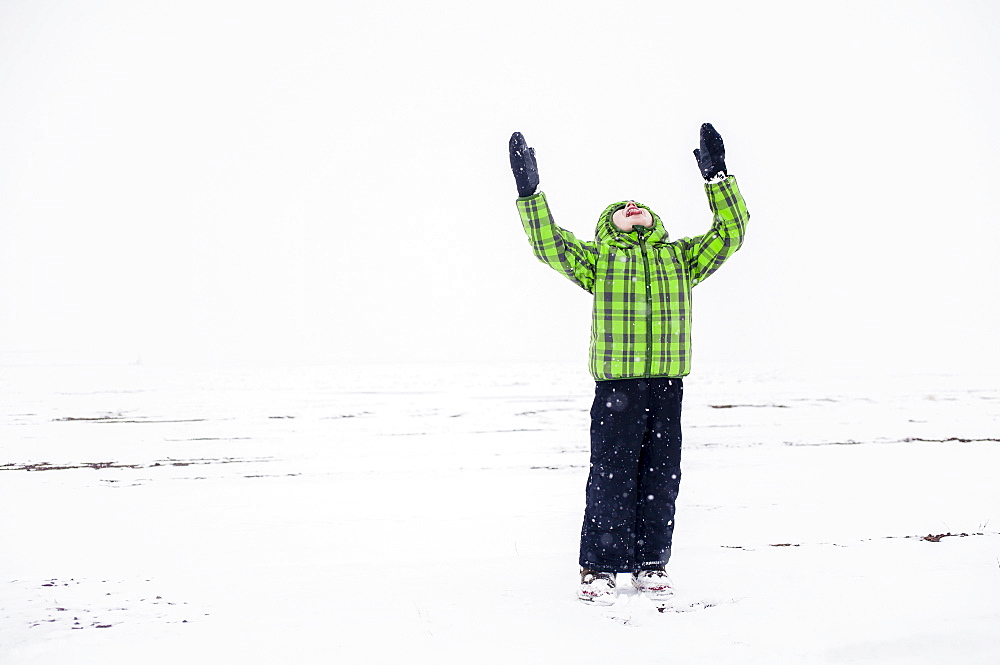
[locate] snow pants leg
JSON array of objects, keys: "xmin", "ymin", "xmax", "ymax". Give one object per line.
[{"xmin": 579, "ymin": 377, "xmax": 683, "ymax": 573}]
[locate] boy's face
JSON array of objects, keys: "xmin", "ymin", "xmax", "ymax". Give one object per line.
[{"xmin": 611, "ymin": 201, "xmax": 654, "ymax": 232}]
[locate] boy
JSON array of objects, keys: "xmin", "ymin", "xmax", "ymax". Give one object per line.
[{"xmin": 509, "ymin": 124, "xmax": 749, "ymax": 604}]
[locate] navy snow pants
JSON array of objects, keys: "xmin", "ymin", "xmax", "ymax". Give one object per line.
[{"xmin": 579, "ymin": 377, "xmax": 683, "ymax": 573}]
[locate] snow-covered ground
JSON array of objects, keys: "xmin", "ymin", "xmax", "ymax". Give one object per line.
[{"xmin": 1, "ymin": 361, "xmax": 998, "ymax": 664}]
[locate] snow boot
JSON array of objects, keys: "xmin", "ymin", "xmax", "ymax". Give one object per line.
[
  {"xmin": 632, "ymin": 566, "xmax": 674, "ymax": 600},
  {"xmin": 578, "ymin": 568, "xmax": 616, "ymax": 605}
]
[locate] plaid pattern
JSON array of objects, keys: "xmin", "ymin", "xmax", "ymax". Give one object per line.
[{"xmin": 517, "ymin": 176, "xmax": 748, "ymax": 380}]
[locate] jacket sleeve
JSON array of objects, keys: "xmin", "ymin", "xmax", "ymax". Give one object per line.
[
  {"xmin": 517, "ymin": 192, "xmax": 598, "ymax": 293},
  {"xmin": 679, "ymin": 175, "xmax": 749, "ymax": 285}
]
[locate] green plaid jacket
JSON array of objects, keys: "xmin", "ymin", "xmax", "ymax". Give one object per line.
[{"xmin": 517, "ymin": 176, "xmax": 748, "ymax": 380}]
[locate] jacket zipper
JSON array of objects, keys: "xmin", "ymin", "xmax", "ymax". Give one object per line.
[{"xmin": 637, "ymin": 229, "xmax": 653, "ymax": 378}]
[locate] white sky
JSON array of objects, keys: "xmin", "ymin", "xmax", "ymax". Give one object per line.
[{"xmin": 1, "ymin": 0, "xmax": 998, "ymax": 374}]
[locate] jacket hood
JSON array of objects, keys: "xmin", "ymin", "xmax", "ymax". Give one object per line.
[{"xmin": 595, "ymin": 200, "xmax": 669, "ymax": 247}]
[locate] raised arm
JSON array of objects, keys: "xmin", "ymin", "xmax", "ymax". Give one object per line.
[
  {"xmin": 682, "ymin": 123, "xmax": 749, "ymax": 284},
  {"xmin": 510, "ymin": 132, "xmax": 597, "ymax": 293}
]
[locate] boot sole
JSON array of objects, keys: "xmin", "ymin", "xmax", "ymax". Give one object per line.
[{"xmin": 578, "ymin": 592, "xmax": 617, "ymax": 606}]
